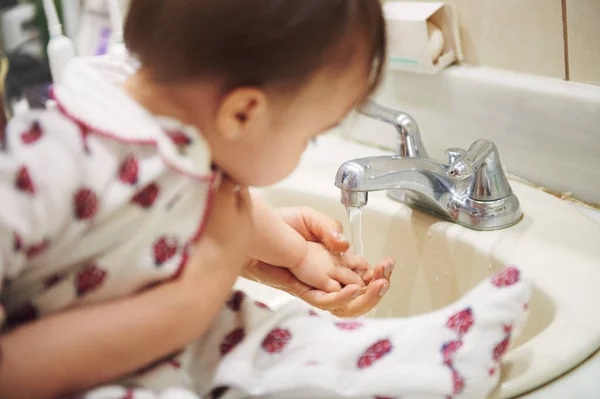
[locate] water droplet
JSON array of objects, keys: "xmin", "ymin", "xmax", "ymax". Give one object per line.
[
  {"xmin": 427, "ymin": 231, "xmax": 433, "ymax": 237},
  {"xmin": 488, "ymin": 264, "xmax": 493, "ymax": 270},
  {"xmin": 435, "ymin": 276, "xmax": 440, "ymax": 283},
  {"xmin": 444, "ymin": 271, "xmax": 449, "ymax": 276}
]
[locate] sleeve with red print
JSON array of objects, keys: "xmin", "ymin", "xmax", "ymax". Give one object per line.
[{"xmin": 0, "ymin": 110, "xmax": 89, "ymax": 295}]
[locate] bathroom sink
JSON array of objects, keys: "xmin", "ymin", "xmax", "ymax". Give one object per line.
[{"xmin": 236, "ymin": 136, "xmax": 600, "ymax": 399}]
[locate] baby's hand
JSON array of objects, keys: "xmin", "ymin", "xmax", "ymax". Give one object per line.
[
  {"xmin": 244, "ymin": 256, "xmax": 394, "ymax": 317},
  {"xmin": 291, "ymin": 242, "xmax": 366, "ymax": 293},
  {"xmin": 326, "ymin": 257, "xmax": 394, "ymax": 317}
]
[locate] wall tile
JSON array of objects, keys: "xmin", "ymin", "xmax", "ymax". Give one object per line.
[
  {"xmin": 566, "ymin": 0, "xmax": 600, "ymax": 84},
  {"xmin": 384, "ymin": 0, "xmax": 566, "ymax": 78}
]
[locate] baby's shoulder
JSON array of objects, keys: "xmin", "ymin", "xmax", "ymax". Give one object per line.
[{"xmin": 3, "ymin": 106, "xmax": 158, "ymax": 177}]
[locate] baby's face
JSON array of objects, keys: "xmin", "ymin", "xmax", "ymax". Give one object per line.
[{"xmin": 210, "ymin": 57, "xmax": 372, "ymax": 187}]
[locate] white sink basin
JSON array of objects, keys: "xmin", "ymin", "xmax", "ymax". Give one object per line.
[{"xmin": 237, "ymin": 136, "xmax": 600, "ymax": 399}]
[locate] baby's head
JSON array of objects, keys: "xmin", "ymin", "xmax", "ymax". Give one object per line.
[{"xmin": 124, "ymin": 0, "xmax": 386, "ymax": 186}]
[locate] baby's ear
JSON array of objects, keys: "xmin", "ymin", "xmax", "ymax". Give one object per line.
[{"xmin": 215, "ymin": 88, "xmax": 267, "ymax": 141}]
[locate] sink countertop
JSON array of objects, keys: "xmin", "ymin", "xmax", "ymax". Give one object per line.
[
  {"xmin": 579, "ymin": 207, "xmax": 600, "ymax": 226},
  {"xmin": 301, "ymin": 135, "xmax": 600, "ymax": 399},
  {"xmin": 520, "ymin": 348, "xmax": 600, "ymax": 399},
  {"xmin": 520, "ymin": 205, "xmax": 600, "ymax": 399}
]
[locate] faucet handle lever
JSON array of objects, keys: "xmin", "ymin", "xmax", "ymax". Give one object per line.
[
  {"xmin": 446, "ymin": 148, "xmax": 466, "ymax": 165},
  {"xmin": 447, "ymin": 139, "xmax": 514, "ymax": 201},
  {"xmin": 447, "ymin": 140, "xmax": 495, "ymax": 178}
]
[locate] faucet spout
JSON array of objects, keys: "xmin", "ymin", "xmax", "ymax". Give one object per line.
[
  {"xmin": 336, "ymin": 156, "xmax": 455, "ymax": 195},
  {"xmin": 336, "ymin": 156, "xmax": 462, "ymax": 212}
]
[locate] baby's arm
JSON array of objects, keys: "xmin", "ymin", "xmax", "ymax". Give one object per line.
[
  {"xmin": 1, "ymin": 252, "xmax": 229, "ymax": 399},
  {"xmin": 247, "ymin": 196, "xmax": 367, "ymax": 292},
  {"xmin": 247, "ymin": 195, "xmax": 309, "ymax": 269}
]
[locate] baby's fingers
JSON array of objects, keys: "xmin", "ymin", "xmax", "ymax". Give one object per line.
[
  {"xmin": 340, "ymin": 252, "xmax": 372, "ymax": 282},
  {"xmin": 331, "ymin": 266, "xmax": 365, "ymax": 288},
  {"xmin": 305, "ymin": 209, "xmax": 350, "ymax": 253},
  {"xmin": 323, "ymin": 278, "xmax": 343, "ymax": 293}
]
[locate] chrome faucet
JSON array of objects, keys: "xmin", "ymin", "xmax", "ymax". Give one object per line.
[{"xmin": 335, "ymin": 102, "xmax": 523, "ymax": 231}]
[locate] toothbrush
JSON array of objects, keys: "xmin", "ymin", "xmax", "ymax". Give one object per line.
[
  {"xmin": 107, "ymin": 0, "xmax": 128, "ymax": 58},
  {"xmin": 42, "ymin": 0, "xmax": 76, "ymax": 84}
]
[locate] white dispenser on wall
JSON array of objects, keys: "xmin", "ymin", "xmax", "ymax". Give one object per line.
[{"xmin": 384, "ymin": 2, "xmax": 463, "ymax": 74}]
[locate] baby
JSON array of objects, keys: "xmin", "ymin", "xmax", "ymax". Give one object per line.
[{"xmin": 0, "ymin": 1, "xmax": 530, "ymax": 399}]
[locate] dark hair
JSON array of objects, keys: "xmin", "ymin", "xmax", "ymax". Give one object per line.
[{"xmin": 124, "ymin": 0, "xmax": 386, "ymax": 96}]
